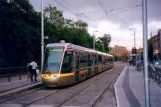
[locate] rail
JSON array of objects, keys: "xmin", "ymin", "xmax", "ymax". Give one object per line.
[
  {"xmin": 0, "ymin": 64, "xmax": 40, "ymax": 82},
  {"xmin": 0, "ymin": 66, "xmax": 28, "ymax": 82},
  {"xmin": 149, "ymin": 65, "xmax": 161, "ymax": 84}
]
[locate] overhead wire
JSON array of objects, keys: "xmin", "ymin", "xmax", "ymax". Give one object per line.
[
  {"xmin": 64, "ymin": 4, "xmax": 142, "ymax": 15},
  {"xmin": 60, "ymin": 0, "xmax": 98, "ymax": 29},
  {"xmin": 87, "ymin": 4, "xmax": 142, "ymax": 21},
  {"xmin": 110, "ymin": 4, "xmax": 142, "ymax": 16},
  {"xmin": 97, "ymin": 0, "xmax": 113, "ymax": 26},
  {"xmin": 55, "ymin": 0, "xmax": 80, "ymax": 20}
]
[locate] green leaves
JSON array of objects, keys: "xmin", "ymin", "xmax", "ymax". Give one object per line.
[
  {"xmin": 44, "ymin": 5, "xmax": 64, "ymax": 27},
  {"xmin": 96, "ymin": 34, "xmax": 112, "ymax": 53},
  {"xmin": 0, "ymin": 2, "xmax": 110, "ymax": 68}
]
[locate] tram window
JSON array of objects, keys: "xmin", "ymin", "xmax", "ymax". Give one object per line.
[
  {"xmin": 87, "ymin": 54, "xmax": 92, "ymax": 66},
  {"xmin": 61, "ymin": 51, "xmax": 73, "ymax": 73},
  {"xmin": 105, "ymin": 58, "xmax": 107, "ymax": 63},
  {"xmin": 98, "ymin": 55, "xmax": 102, "ymax": 63},
  {"xmin": 80, "ymin": 53, "xmax": 88, "ymax": 68},
  {"xmin": 43, "ymin": 47, "xmax": 64, "ymax": 73},
  {"xmin": 112, "ymin": 58, "xmax": 114, "ymax": 61},
  {"xmin": 76, "ymin": 55, "xmax": 79, "ymax": 70},
  {"xmin": 93, "ymin": 55, "xmax": 96, "ymax": 66}
]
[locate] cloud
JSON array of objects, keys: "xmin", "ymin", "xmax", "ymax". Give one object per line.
[{"xmin": 29, "ymin": 0, "xmax": 161, "ymax": 50}]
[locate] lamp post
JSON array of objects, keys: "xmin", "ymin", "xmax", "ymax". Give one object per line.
[
  {"xmin": 142, "ymin": 0, "xmax": 150, "ymax": 106},
  {"xmin": 41, "ymin": 0, "xmax": 44, "ymax": 73},
  {"xmin": 93, "ymin": 31, "xmax": 98, "ymax": 50},
  {"xmin": 129, "ymin": 28, "xmax": 136, "ymax": 49},
  {"xmin": 129, "ymin": 28, "xmax": 137, "ymax": 68}
]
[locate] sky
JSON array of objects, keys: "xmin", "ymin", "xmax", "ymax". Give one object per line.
[{"xmin": 29, "ymin": 0, "xmax": 161, "ymax": 50}]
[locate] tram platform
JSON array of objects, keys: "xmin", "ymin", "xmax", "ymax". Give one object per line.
[
  {"xmin": 115, "ymin": 65, "xmax": 161, "ymax": 107},
  {"xmin": 0, "ymin": 76, "xmax": 42, "ymax": 97}
]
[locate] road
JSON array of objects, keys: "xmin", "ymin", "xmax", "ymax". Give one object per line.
[{"xmin": 0, "ymin": 63, "xmax": 125, "ymax": 107}]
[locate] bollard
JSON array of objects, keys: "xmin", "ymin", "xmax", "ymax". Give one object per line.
[
  {"xmin": 19, "ymin": 73, "xmax": 21, "ymax": 80},
  {"xmin": 19, "ymin": 68, "xmax": 22, "ymax": 80},
  {"xmin": 8, "ymin": 75, "xmax": 11, "ymax": 82}
]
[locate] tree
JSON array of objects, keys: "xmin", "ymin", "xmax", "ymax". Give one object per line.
[
  {"xmin": 44, "ymin": 5, "xmax": 64, "ymax": 27},
  {"xmin": 74, "ymin": 20, "xmax": 88, "ymax": 29},
  {"xmin": 0, "ymin": 1, "xmax": 94, "ymax": 70},
  {"xmin": 97, "ymin": 34, "xmax": 111, "ymax": 52},
  {"xmin": 0, "ymin": 0, "xmax": 41, "ymax": 67}
]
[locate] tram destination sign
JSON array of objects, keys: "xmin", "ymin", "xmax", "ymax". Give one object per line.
[{"xmin": 47, "ymin": 47, "xmax": 64, "ymax": 52}]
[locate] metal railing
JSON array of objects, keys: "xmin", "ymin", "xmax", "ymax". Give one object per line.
[
  {"xmin": 0, "ymin": 64, "xmax": 41, "ymax": 82},
  {"xmin": 0, "ymin": 66, "xmax": 28, "ymax": 82},
  {"xmin": 149, "ymin": 65, "xmax": 161, "ymax": 84}
]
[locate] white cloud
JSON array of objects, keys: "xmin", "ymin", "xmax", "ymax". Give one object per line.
[
  {"xmin": 29, "ymin": 0, "xmax": 161, "ymax": 50},
  {"xmin": 88, "ymin": 21, "xmax": 143, "ymax": 50},
  {"xmin": 88, "ymin": 20, "xmax": 161, "ymax": 50}
]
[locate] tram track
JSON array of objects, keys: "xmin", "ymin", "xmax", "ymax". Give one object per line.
[
  {"xmin": 60, "ymin": 64, "xmax": 124, "ymax": 107},
  {"xmin": 21, "ymin": 70, "xmax": 112, "ymax": 107},
  {"xmin": 0, "ymin": 85, "xmax": 45, "ymax": 104},
  {"xmin": 56, "ymin": 71, "xmax": 112, "ymax": 107},
  {"xmin": 22, "ymin": 89, "xmax": 63, "ymax": 107},
  {"xmin": 91, "ymin": 70, "xmax": 120, "ymax": 107},
  {"xmin": 0, "ymin": 66, "xmax": 121, "ymax": 107}
]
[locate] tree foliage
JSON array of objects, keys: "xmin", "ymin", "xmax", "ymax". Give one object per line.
[
  {"xmin": 0, "ymin": 1, "xmax": 111, "ymax": 69},
  {"xmin": 96, "ymin": 34, "xmax": 111, "ymax": 52},
  {"xmin": 44, "ymin": 5, "xmax": 64, "ymax": 27},
  {"xmin": 0, "ymin": 0, "xmax": 41, "ymax": 67}
]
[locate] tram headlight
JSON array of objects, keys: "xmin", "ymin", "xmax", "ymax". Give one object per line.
[
  {"xmin": 41, "ymin": 74, "xmax": 60, "ymax": 78},
  {"xmin": 52, "ymin": 74, "xmax": 60, "ymax": 77}
]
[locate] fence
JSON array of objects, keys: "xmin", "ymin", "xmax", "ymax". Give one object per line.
[
  {"xmin": 149, "ymin": 65, "xmax": 161, "ymax": 84},
  {"xmin": 0, "ymin": 66, "xmax": 29, "ymax": 82},
  {"xmin": 0, "ymin": 63, "xmax": 41, "ymax": 82}
]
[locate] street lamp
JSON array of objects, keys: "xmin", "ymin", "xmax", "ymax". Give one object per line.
[
  {"xmin": 93, "ymin": 31, "xmax": 98, "ymax": 50},
  {"xmin": 129, "ymin": 28, "xmax": 136, "ymax": 49},
  {"xmin": 129, "ymin": 28, "xmax": 137, "ymax": 68},
  {"xmin": 41, "ymin": 0, "xmax": 44, "ymax": 73}
]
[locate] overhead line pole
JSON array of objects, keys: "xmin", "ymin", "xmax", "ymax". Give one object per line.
[
  {"xmin": 142, "ymin": 0, "xmax": 150, "ymax": 107},
  {"xmin": 41, "ymin": 0, "xmax": 44, "ymax": 73}
]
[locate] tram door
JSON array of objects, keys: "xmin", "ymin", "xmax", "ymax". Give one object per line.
[
  {"xmin": 94, "ymin": 54, "xmax": 98, "ymax": 74},
  {"xmin": 75, "ymin": 52, "xmax": 79, "ymax": 81},
  {"xmin": 102, "ymin": 56, "xmax": 106, "ymax": 71},
  {"xmin": 88, "ymin": 53, "xmax": 92, "ymax": 76}
]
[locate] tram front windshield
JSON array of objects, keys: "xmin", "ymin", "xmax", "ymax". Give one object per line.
[{"xmin": 43, "ymin": 47, "xmax": 64, "ymax": 73}]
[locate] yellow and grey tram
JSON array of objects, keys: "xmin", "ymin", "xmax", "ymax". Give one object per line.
[{"xmin": 42, "ymin": 43, "xmax": 114, "ymax": 87}]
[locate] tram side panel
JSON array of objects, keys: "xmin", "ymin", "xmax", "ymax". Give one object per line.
[
  {"xmin": 59, "ymin": 51, "xmax": 75, "ymax": 86},
  {"xmin": 98, "ymin": 55, "xmax": 103, "ymax": 72}
]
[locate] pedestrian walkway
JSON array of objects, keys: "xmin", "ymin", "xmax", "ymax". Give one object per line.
[
  {"xmin": 0, "ymin": 75, "xmax": 42, "ymax": 97},
  {"xmin": 115, "ymin": 65, "xmax": 161, "ymax": 107}
]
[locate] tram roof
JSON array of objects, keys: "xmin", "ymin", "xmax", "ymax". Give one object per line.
[
  {"xmin": 47, "ymin": 43, "xmax": 71, "ymax": 47},
  {"xmin": 46, "ymin": 43, "xmax": 113, "ymax": 56}
]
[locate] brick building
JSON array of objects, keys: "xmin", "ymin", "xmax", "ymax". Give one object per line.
[
  {"xmin": 148, "ymin": 29, "xmax": 161, "ymax": 55},
  {"xmin": 110, "ymin": 45, "xmax": 128, "ymax": 56}
]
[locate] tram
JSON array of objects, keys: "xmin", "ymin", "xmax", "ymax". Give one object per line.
[{"xmin": 41, "ymin": 43, "xmax": 114, "ymax": 87}]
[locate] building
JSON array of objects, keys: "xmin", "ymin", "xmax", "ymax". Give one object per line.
[
  {"xmin": 148, "ymin": 29, "xmax": 161, "ymax": 55},
  {"xmin": 110, "ymin": 45, "xmax": 128, "ymax": 56}
]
